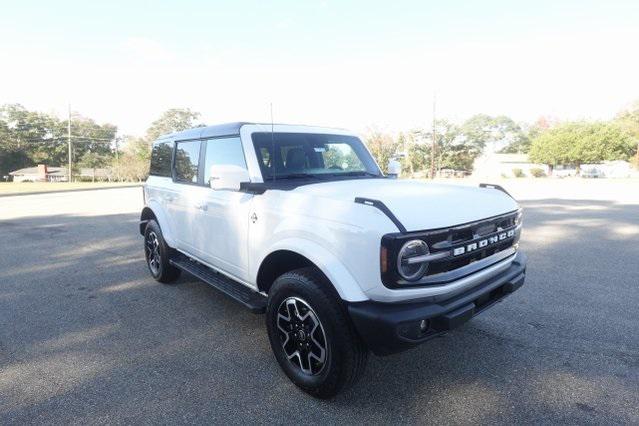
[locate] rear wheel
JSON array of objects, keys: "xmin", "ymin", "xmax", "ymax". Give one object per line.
[
  {"xmin": 266, "ymin": 267, "xmax": 368, "ymax": 398},
  {"xmin": 144, "ymin": 220, "xmax": 181, "ymax": 283}
]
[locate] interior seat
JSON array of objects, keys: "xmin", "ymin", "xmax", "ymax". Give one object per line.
[{"xmin": 285, "ymin": 148, "xmax": 307, "ymax": 172}]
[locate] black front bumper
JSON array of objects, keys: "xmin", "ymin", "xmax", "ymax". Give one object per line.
[{"xmin": 348, "ymin": 251, "xmax": 527, "ymax": 356}]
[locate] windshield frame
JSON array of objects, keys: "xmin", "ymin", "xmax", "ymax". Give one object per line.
[{"xmin": 250, "ymin": 131, "xmax": 383, "ymax": 182}]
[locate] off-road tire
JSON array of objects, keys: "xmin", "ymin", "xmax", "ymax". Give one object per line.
[{"xmin": 266, "ymin": 267, "xmax": 368, "ymax": 398}]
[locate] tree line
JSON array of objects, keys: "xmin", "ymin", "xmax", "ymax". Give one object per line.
[
  {"xmin": 1, "ymin": 102, "xmax": 637, "ymax": 181},
  {"xmin": 367, "ymin": 114, "xmax": 530, "ymax": 175},
  {"xmin": 0, "ymin": 104, "xmax": 117, "ymax": 180},
  {"xmin": 0, "ymin": 105, "xmax": 201, "ymax": 181},
  {"xmin": 367, "ymin": 105, "xmax": 639, "ymax": 177}
]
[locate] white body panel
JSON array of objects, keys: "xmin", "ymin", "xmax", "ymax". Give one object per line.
[
  {"xmin": 143, "ymin": 124, "xmax": 520, "ymax": 303},
  {"xmin": 144, "ymin": 177, "xmax": 178, "ymax": 247},
  {"xmin": 247, "ymin": 189, "xmax": 396, "ymax": 301},
  {"xmin": 290, "ymin": 179, "xmax": 517, "ymax": 232},
  {"xmin": 187, "ymin": 185, "xmax": 253, "ymax": 280}
]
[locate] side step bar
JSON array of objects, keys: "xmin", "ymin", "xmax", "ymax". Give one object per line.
[{"xmin": 169, "ymin": 253, "xmax": 267, "ymax": 314}]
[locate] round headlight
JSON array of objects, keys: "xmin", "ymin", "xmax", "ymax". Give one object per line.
[{"xmin": 397, "ymin": 240, "xmax": 429, "ymax": 281}]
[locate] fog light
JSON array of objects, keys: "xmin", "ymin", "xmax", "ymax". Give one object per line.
[{"xmin": 419, "ymin": 319, "xmax": 428, "ymax": 331}]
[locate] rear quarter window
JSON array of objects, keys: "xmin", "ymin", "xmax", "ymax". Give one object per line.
[{"xmin": 149, "ymin": 141, "xmax": 173, "ymax": 177}]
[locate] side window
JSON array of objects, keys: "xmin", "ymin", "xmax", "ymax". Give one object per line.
[
  {"xmin": 173, "ymin": 140, "xmax": 201, "ymax": 183},
  {"xmin": 149, "ymin": 140, "xmax": 173, "ymax": 177},
  {"xmin": 203, "ymin": 137, "xmax": 247, "ymax": 184}
]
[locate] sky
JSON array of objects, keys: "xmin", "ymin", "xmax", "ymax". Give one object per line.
[{"xmin": 1, "ymin": 0, "xmax": 638, "ymax": 137}]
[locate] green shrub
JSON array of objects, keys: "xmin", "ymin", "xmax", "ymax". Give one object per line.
[
  {"xmin": 512, "ymin": 168, "xmax": 525, "ymax": 178},
  {"xmin": 529, "ymin": 168, "xmax": 546, "ymax": 178}
]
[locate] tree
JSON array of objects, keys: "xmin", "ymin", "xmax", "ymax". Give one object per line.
[
  {"xmin": 526, "ymin": 116, "xmax": 557, "ymax": 141},
  {"xmin": 0, "ymin": 108, "xmax": 28, "ymax": 178},
  {"xmin": 0, "ymin": 104, "xmax": 118, "ymax": 179},
  {"xmin": 145, "ymin": 108, "xmax": 203, "ymax": 141},
  {"xmin": 575, "ymin": 122, "xmax": 636, "ymax": 164},
  {"xmin": 0, "ymin": 104, "xmax": 206, "ymax": 182},
  {"xmin": 434, "ymin": 119, "xmax": 471, "ymax": 171},
  {"xmin": 615, "ymin": 101, "xmax": 639, "ymax": 167},
  {"xmin": 0, "ymin": 104, "xmax": 66, "ymax": 176},
  {"xmin": 111, "ymin": 144, "xmax": 148, "ymax": 182},
  {"xmin": 112, "ymin": 109, "xmax": 204, "ymax": 182},
  {"xmin": 78, "ymin": 151, "xmax": 108, "ymax": 181},
  {"xmin": 68, "ymin": 114, "xmax": 117, "ymax": 163},
  {"xmin": 124, "ymin": 136, "xmax": 153, "ymax": 162},
  {"xmin": 461, "ymin": 114, "xmax": 529, "ymax": 154},
  {"xmin": 403, "ymin": 134, "xmax": 431, "ymax": 176},
  {"xmin": 407, "ymin": 119, "xmax": 485, "ymax": 175},
  {"xmin": 363, "ymin": 129, "xmax": 398, "ymax": 174},
  {"xmin": 529, "ymin": 121, "xmax": 636, "ymax": 171}
]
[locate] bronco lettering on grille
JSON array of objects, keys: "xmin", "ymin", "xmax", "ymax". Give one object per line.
[{"xmin": 452, "ymin": 228, "xmax": 516, "ymax": 257}]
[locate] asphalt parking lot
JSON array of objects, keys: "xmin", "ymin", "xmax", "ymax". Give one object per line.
[{"xmin": 1, "ymin": 183, "xmax": 638, "ymax": 424}]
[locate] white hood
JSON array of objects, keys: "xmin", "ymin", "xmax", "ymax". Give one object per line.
[{"xmin": 293, "ymin": 179, "xmax": 519, "ymax": 232}]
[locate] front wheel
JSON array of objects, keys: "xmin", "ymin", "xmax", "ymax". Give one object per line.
[{"xmin": 266, "ymin": 267, "xmax": 368, "ymax": 398}]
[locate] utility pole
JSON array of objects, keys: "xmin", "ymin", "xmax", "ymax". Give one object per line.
[
  {"xmin": 430, "ymin": 92, "xmax": 437, "ymax": 179},
  {"xmin": 67, "ymin": 103, "xmax": 72, "ymax": 183},
  {"xmin": 115, "ymin": 135, "xmax": 120, "ymax": 182}
]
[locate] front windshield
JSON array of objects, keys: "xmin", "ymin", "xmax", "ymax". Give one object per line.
[{"xmin": 251, "ymin": 132, "xmax": 382, "ymax": 180}]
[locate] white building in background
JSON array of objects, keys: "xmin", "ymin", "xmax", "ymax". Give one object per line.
[
  {"xmin": 472, "ymin": 153, "xmax": 549, "ymax": 179},
  {"xmin": 9, "ymin": 165, "xmax": 68, "ymax": 182},
  {"xmin": 473, "ymin": 154, "xmax": 635, "ymax": 179}
]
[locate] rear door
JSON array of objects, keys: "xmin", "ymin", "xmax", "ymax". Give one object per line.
[
  {"xmin": 147, "ymin": 140, "xmax": 179, "ymax": 239},
  {"xmin": 192, "ymin": 136, "xmax": 254, "ymax": 282},
  {"xmin": 168, "ymin": 139, "xmax": 203, "ymax": 253}
]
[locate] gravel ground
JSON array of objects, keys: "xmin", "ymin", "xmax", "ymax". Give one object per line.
[{"xmin": 0, "ymin": 184, "xmax": 638, "ymax": 425}]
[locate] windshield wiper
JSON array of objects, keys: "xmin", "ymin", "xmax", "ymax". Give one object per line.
[
  {"xmin": 328, "ymin": 171, "xmax": 381, "ymax": 177},
  {"xmin": 271, "ymin": 173, "xmax": 322, "ymax": 180}
]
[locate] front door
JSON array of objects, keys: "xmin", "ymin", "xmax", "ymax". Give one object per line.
[{"xmin": 192, "ymin": 136, "xmax": 253, "ymax": 282}]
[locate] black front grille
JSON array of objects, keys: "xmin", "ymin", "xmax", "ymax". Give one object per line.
[
  {"xmin": 423, "ymin": 211, "xmax": 520, "ymax": 276},
  {"xmin": 428, "ymin": 238, "xmax": 516, "ymax": 275},
  {"xmin": 381, "ymin": 210, "xmax": 521, "ymax": 288}
]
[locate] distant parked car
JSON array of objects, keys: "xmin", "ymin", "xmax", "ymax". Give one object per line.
[{"xmin": 581, "ymin": 167, "xmax": 602, "ymax": 178}]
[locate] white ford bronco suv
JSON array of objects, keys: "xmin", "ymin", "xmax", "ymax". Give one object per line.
[{"xmin": 140, "ymin": 122, "xmax": 526, "ymax": 398}]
